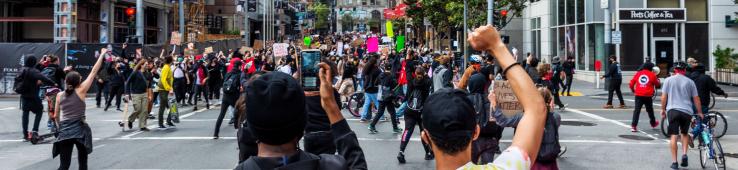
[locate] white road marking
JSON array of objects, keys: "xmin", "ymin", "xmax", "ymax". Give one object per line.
[
  {"xmin": 119, "ymin": 107, "xmax": 212, "ymax": 139},
  {"xmin": 97, "ymin": 119, "xmax": 218, "ymax": 122},
  {"xmin": 111, "ymin": 136, "xmax": 236, "ymax": 140},
  {"xmin": 590, "ymin": 96, "xmax": 662, "ymax": 107},
  {"xmin": 356, "ymin": 137, "xmax": 663, "ymax": 145},
  {"xmin": 0, "ymin": 107, "xmax": 17, "ymax": 110},
  {"xmin": 565, "ymin": 108, "xmax": 668, "ymax": 143}
]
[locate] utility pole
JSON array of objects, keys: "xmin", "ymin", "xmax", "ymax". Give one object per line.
[
  {"xmin": 487, "ymin": 0, "xmax": 493, "ymax": 25},
  {"xmin": 179, "ymin": 0, "xmax": 185, "ymax": 45},
  {"xmin": 463, "ymin": 0, "xmax": 468, "ymax": 67},
  {"xmin": 136, "ymin": 0, "xmax": 143, "ymax": 44}
]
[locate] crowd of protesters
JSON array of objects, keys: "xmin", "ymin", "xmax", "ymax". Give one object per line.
[{"xmin": 15, "ymin": 25, "xmax": 578, "ymax": 169}]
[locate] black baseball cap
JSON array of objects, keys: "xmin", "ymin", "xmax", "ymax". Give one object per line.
[
  {"xmin": 422, "ymin": 88, "xmax": 476, "ymax": 140},
  {"xmin": 245, "ymin": 72, "xmax": 306, "ymax": 145}
]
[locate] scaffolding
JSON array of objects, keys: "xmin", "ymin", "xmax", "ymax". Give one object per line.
[
  {"xmin": 53, "ymin": 0, "xmax": 77, "ymax": 43},
  {"xmin": 172, "ymin": 0, "xmax": 206, "ymax": 43}
]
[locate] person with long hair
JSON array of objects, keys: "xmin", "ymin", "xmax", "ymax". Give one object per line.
[
  {"xmin": 52, "ymin": 47, "xmax": 106, "ymax": 170},
  {"xmin": 359, "ymin": 55, "xmax": 380, "ymax": 122}
]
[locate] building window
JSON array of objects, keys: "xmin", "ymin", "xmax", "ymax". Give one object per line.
[
  {"xmin": 686, "ymin": 0, "xmax": 707, "ymax": 21},
  {"xmin": 685, "ymin": 24, "xmax": 709, "ymax": 66},
  {"xmin": 566, "ymin": 0, "xmax": 574, "ymax": 24},
  {"xmin": 577, "ymin": 25, "xmax": 584, "ymax": 70},
  {"xmin": 576, "ymin": 0, "xmax": 584, "ymax": 23},
  {"xmin": 619, "ymin": 24, "xmax": 644, "ymax": 71},
  {"xmin": 557, "ymin": 0, "xmax": 564, "ymax": 25},
  {"xmin": 531, "ymin": 17, "xmax": 541, "ymax": 59}
]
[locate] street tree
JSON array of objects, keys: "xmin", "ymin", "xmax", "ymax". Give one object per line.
[{"xmin": 309, "ymin": 2, "xmax": 330, "ymax": 32}]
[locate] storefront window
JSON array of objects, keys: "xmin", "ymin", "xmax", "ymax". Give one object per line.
[
  {"xmin": 588, "ymin": 25, "xmax": 595, "ymax": 71},
  {"xmin": 559, "ymin": 27, "xmax": 566, "ymax": 60},
  {"xmin": 647, "ymin": 0, "xmax": 678, "ymax": 8},
  {"xmin": 577, "ymin": 25, "xmax": 585, "ymax": 70},
  {"xmin": 551, "ymin": 28, "xmax": 558, "ymax": 58},
  {"xmin": 558, "ymin": 0, "xmax": 565, "ymax": 25},
  {"xmin": 686, "ymin": 0, "xmax": 707, "ymax": 21},
  {"xmin": 576, "ymin": 0, "xmax": 584, "ymax": 23},
  {"xmin": 685, "ymin": 24, "xmax": 709, "ymax": 66},
  {"xmin": 566, "ymin": 0, "xmax": 574, "ymax": 24},
  {"xmin": 619, "ymin": 24, "xmax": 644, "ymax": 71}
]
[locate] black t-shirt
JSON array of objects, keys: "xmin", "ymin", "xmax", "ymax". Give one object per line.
[
  {"xmin": 127, "ymin": 71, "xmax": 151, "ymax": 94},
  {"xmin": 305, "ymin": 89, "xmax": 341, "ymax": 132}
]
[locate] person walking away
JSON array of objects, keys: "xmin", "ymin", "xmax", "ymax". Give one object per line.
[
  {"xmin": 213, "ymin": 60, "xmax": 242, "ymax": 139},
  {"xmin": 397, "ymin": 56, "xmax": 434, "ymax": 164},
  {"xmin": 550, "ymin": 57, "xmax": 567, "ymax": 110},
  {"xmin": 207, "ymin": 59, "xmax": 222, "ymax": 100},
  {"xmin": 368, "ymin": 65, "xmax": 401, "ymax": 134},
  {"xmin": 125, "ymin": 59, "xmax": 153, "ymax": 131},
  {"xmin": 562, "ymin": 57, "xmax": 575, "ymax": 96},
  {"xmin": 192, "ymin": 59, "xmax": 210, "ymax": 110},
  {"xmin": 360, "ymin": 56, "xmax": 380, "ymax": 122},
  {"xmin": 173, "ymin": 57, "xmax": 189, "ymax": 106},
  {"xmin": 432, "ymin": 55, "xmax": 453, "ymax": 92},
  {"xmin": 525, "ymin": 55, "xmax": 541, "ymax": 83},
  {"xmin": 661, "ymin": 62, "xmax": 703, "ymax": 169},
  {"xmin": 601, "ymin": 55, "xmax": 625, "ymax": 109},
  {"xmin": 234, "ymin": 70, "xmax": 367, "ymax": 169},
  {"xmin": 17, "ymin": 55, "xmax": 57, "ymax": 141},
  {"xmin": 688, "ymin": 63, "xmax": 727, "ymax": 136},
  {"xmin": 628, "ymin": 62, "xmax": 660, "ymax": 132},
  {"xmin": 52, "ymin": 47, "xmax": 105, "ymax": 170},
  {"xmin": 95, "ymin": 56, "xmax": 111, "ymax": 108},
  {"xmin": 105, "ymin": 59, "xmax": 129, "ymax": 111},
  {"xmin": 456, "ymin": 63, "xmax": 504, "ymax": 164},
  {"xmin": 157, "ymin": 56, "xmax": 174, "ymax": 129}
]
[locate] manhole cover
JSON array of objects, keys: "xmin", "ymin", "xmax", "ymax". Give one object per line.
[
  {"xmin": 725, "ymin": 153, "xmax": 738, "ymax": 158},
  {"xmin": 560, "ymin": 121, "xmax": 597, "ymax": 126},
  {"xmin": 618, "ymin": 135, "xmax": 655, "ymax": 141}
]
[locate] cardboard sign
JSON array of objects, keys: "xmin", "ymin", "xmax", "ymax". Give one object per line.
[
  {"xmin": 493, "ymin": 80, "xmax": 523, "ymax": 117},
  {"xmin": 169, "ymin": 31, "xmax": 182, "ymax": 45},
  {"xmin": 273, "ymin": 43, "xmax": 289, "ymax": 57},
  {"xmin": 337, "ymin": 42, "xmax": 344, "ymax": 55},
  {"xmin": 253, "ymin": 40, "xmax": 264, "ymax": 51},
  {"xmin": 204, "ymin": 47, "xmax": 214, "ymax": 54},
  {"xmin": 367, "ymin": 37, "xmax": 379, "ymax": 53},
  {"xmin": 380, "ymin": 45, "xmax": 390, "ymax": 55}
]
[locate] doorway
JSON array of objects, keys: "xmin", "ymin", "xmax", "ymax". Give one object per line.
[{"xmin": 652, "ymin": 39, "xmax": 676, "ymax": 77}]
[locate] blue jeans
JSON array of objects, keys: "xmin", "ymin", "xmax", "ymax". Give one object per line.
[
  {"xmin": 396, "ymin": 85, "xmax": 408, "ymax": 117},
  {"xmin": 361, "ymin": 92, "xmax": 379, "ymax": 120},
  {"xmin": 357, "ymin": 77, "xmax": 364, "ymax": 91},
  {"xmin": 692, "ymin": 107, "xmax": 709, "ymax": 136}
]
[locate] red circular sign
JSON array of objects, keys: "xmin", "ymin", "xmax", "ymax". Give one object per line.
[{"xmin": 594, "ymin": 60, "xmax": 602, "ymax": 71}]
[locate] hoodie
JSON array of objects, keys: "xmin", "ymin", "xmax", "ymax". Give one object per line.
[{"xmin": 629, "ymin": 69, "xmax": 660, "ymax": 97}]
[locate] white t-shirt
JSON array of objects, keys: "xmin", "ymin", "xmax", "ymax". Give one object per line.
[
  {"xmin": 278, "ymin": 65, "xmax": 292, "ymax": 75},
  {"xmin": 457, "ymin": 146, "xmax": 532, "ymax": 170}
]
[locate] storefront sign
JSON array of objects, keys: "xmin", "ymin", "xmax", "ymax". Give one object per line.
[
  {"xmin": 619, "ymin": 8, "xmax": 686, "ymax": 23},
  {"xmin": 600, "ymin": 0, "xmax": 608, "ymax": 9}
]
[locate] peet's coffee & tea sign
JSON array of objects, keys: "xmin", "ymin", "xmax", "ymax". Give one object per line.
[{"xmin": 619, "ymin": 8, "xmax": 686, "ymax": 23}]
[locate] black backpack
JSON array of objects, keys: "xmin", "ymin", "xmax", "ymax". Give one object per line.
[
  {"xmin": 13, "ymin": 68, "xmax": 27, "ymax": 94},
  {"xmin": 537, "ymin": 111, "xmax": 561, "ymax": 162},
  {"xmin": 222, "ymin": 73, "xmax": 240, "ymax": 94},
  {"xmin": 468, "ymin": 93, "xmax": 493, "ymax": 130}
]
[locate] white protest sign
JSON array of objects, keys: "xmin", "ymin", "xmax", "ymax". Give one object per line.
[
  {"xmin": 273, "ymin": 43, "xmax": 289, "ymax": 57},
  {"xmin": 493, "ymin": 80, "xmax": 523, "ymax": 117}
]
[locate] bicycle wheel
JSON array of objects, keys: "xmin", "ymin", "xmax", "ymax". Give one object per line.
[
  {"xmin": 348, "ymin": 93, "xmax": 363, "ymax": 117},
  {"xmin": 709, "ymin": 93, "xmax": 716, "ymax": 110},
  {"xmin": 661, "ymin": 116, "xmax": 670, "ymax": 137},
  {"xmin": 713, "ymin": 138, "xmax": 726, "ymax": 170},
  {"xmin": 708, "ymin": 112, "xmax": 728, "ymax": 138}
]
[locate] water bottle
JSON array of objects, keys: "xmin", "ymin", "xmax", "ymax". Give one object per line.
[{"xmin": 701, "ymin": 124, "xmax": 711, "ymax": 145}]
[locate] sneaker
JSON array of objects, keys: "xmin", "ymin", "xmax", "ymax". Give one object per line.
[
  {"xmin": 167, "ymin": 122, "xmax": 176, "ymax": 127},
  {"xmin": 397, "ymin": 151, "xmax": 406, "ymax": 164},
  {"xmin": 651, "ymin": 121, "xmax": 659, "ymax": 129},
  {"xmin": 139, "ymin": 127, "xmax": 150, "ymax": 131},
  {"xmin": 359, "ymin": 119, "xmax": 368, "ymax": 123},
  {"xmin": 193, "ymin": 107, "xmax": 198, "ymax": 111},
  {"xmin": 116, "ymin": 108, "xmax": 124, "ymax": 112},
  {"xmin": 680, "ymin": 155, "xmax": 688, "ymax": 167},
  {"xmin": 393, "ymin": 128, "xmax": 402, "ymax": 133},
  {"xmin": 158, "ymin": 125, "xmax": 167, "ymax": 129},
  {"xmin": 631, "ymin": 126, "xmax": 638, "ymax": 132},
  {"xmin": 127, "ymin": 122, "xmax": 133, "ymax": 129},
  {"xmin": 618, "ymin": 104, "xmax": 627, "ymax": 109},
  {"xmin": 213, "ymin": 135, "xmax": 219, "ymax": 139},
  {"xmin": 559, "ymin": 104, "xmax": 568, "ymax": 111},
  {"xmin": 368, "ymin": 125, "xmax": 378, "ymax": 134},
  {"xmin": 424, "ymin": 152, "xmax": 435, "ymax": 160},
  {"xmin": 603, "ymin": 105, "xmax": 614, "ymax": 109},
  {"xmin": 670, "ymin": 162, "xmax": 678, "ymax": 169}
]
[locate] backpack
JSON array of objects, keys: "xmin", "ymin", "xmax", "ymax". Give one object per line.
[
  {"xmin": 406, "ymin": 90, "xmax": 425, "ymax": 112},
  {"xmin": 222, "ymin": 73, "xmax": 240, "ymax": 94},
  {"xmin": 433, "ymin": 66, "xmax": 449, "ymax": 92},
  {"xmin": 468, "ymin": 93, "xmax": 491, "ymax": 129},
  {"xmin": 537, "ymin": 111, "xmax": 561, "ymax": 162},
  {"xmin": 13, "ymin": 68, "xmax": 27, "ymax": 94}
]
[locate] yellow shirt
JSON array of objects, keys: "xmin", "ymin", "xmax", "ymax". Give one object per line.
[{"xmin": 158, "ymin": 64, "xmax": 173, "ymax": 91}]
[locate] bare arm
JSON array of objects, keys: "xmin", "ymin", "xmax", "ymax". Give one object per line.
[
  {"xmin": 469, "ymin": 25, "xmax": 546, "ymax": 162},
  {"xmin": 78, "ymin": 48, "xmax": 107, "ymax": 98},
  {"xmin": 54, "ymin": 93, "xmax": 62, "ymax": 125},
  {"xmin": 455, "ymin": 66, "xmax": 475, "ymax": 91},
  {"xmin": 318, "ymin": 63, "xmax": 343, "ymax": 124}
]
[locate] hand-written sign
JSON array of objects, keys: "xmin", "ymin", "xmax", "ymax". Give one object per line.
[{"xmin": 494, "ymin": 80, "xmax": 523, "ymax": 117}]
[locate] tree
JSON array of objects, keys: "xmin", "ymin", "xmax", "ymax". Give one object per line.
[
  {"xmin": 341, "ymin": 14, "xmax": 355, "ymax": 31},
  {"xmin": 309, "ymin": 2, "xmax": 330, "ymax": 31},
  {"xmin": 406, "ymin": 0, "xmax": 527, "ymax": 30}
]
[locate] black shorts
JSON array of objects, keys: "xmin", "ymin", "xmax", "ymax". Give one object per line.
[{"xmin": 667, "ymin": 110, "xmax": 691, "ymax": 135}]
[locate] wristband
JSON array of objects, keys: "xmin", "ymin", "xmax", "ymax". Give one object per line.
[{"xmin": 502, "ymin": 63, "xmax": 521, "ymax": 76}]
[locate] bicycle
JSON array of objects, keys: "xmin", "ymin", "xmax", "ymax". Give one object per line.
[
  {"xmin": 661, "ymin": 111, "xmax": 728, "ymax": 138},
  {"xmin": 347, "ymin": 91, "xmax": 377, "ymax": 118},
  {"xmin": 697, "ymin": 114, "xmax": 727, "ymax": 170},
  {"xmin": 661, "ymin": 111, "xmax": 727, "ymax": 138}
]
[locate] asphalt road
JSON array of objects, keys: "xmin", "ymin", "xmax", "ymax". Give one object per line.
[{"xmin": 1, "ymin": 91, "xmax": 737, "ymax": 170}]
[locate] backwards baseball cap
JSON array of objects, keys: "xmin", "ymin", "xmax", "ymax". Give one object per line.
[
  {"xmin": 245, "ymin": 72, "xmax": 306, "ymax": 145},
  {"xmin": 673, "ymin": 61, "xmax": 688, "ymax": 70},
  {"xmin": 422, "ymin": 88, "xmax": 476, "ymax": 140}
]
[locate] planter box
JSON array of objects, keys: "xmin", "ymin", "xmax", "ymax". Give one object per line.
[{"xmin": 714, "ymin": 68, "xmax": 738, "ymax": 85}]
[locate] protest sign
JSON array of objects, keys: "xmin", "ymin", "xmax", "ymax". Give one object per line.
[
  {"xmin": 367, "ymin": 37, "xmax": 379, "ymax": 53},
  {"xmin": 273, "ymin": 43, "xmax": 289, "ymax": 57},
  {"xmin": 493, "ymin": 80, "xmax": 523, "ymax": 117}
]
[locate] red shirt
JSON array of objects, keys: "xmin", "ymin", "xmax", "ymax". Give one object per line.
[{"xmin": 629, "ymin": 70, "xmax": 660, "ymax": 97}]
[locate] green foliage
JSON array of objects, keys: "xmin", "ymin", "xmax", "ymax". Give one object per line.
[
  {"xmin": 341, "ymin": 14, "xmax": 355, "ymax": 31},
  {"xmin": 406, "ymin": 0, "xmax": 526, "ymax": 30},
  {"xmin": 309, "ymin": 2, "xmax": 330, "ymax": 30},
  {"xmin": 224, "ymin": 29, "xmax": 240, "ymax": 35},
  {"xmin": 713, "ymin": 45, "xmax": 738, "ymax": 71}
]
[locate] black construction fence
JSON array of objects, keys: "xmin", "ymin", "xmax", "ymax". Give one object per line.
[{"xmin": 0, "ymin": 39, "xmax": 242, "ymax": 94}]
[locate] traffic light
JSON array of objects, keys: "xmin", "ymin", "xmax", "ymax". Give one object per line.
[
  {"xmin": 125, "ymin": 8, "xmax": 135, "ymax": 17},
  {"xmin": 126, "ymin": 7, "xmax": 135, "ymax": 28},
  {"xmin": 493, "ymin": 9, "xmax": 508, "ymax": 28}
]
